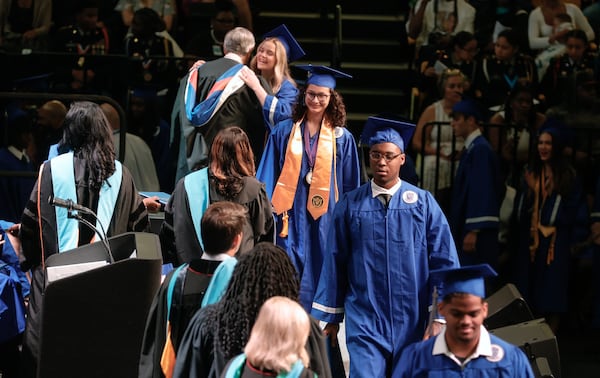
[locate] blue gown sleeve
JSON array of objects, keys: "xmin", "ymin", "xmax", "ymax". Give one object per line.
[
  {"xmin": 464, "ymin": 143, "xmax": 500, "ymax": 232},
  {"xmin": 425, "ymin": 191, "xmax": 460, "ymax": 289},
  {"xmin": 311, "ymin": 193, "xmax": 351, "ymax": 323},
  {"xmin": 262, "ymin": 80, "xmax": 298, "ymax": 130},
  {"xmin": 337, "ymin": 130, "xmax": 361, "ymax": 194},
  {"xmin": 256, "ymin": 121, "xmax": 290, "ymax": 200}
]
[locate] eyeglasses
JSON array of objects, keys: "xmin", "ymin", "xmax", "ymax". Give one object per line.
[
  {"xmin": 305, "ymin": 91, "xmax": 330, "ymax": 102},
  {"xmin": 369, "ymin": 151, "xmax": 402, "ymax": 162}
]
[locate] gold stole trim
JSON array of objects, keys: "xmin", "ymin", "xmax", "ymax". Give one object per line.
[
  {"xmin": 271, "ymin": 118, "xmax": 336, "ymax": 224},
  {"xmin": 529, "ymin": 174, "xmax": 557, "ymax": 265}
]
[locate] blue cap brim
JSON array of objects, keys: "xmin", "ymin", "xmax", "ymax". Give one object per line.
[
  {"xmin": 360, "ymin": 116, "xmax": 416, "ymax": 151},
  {"xmin": 296, "ymin": 64, "xmax": 352, "ymax": 89},
  {"xmin": 431, "ymin": 264, "xmax": 498, "ymax": 298}
]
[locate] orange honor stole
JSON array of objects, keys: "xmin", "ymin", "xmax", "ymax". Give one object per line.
[{"xmin": 271, "ymin": 118, "xmax": 338, "ymax": 227}]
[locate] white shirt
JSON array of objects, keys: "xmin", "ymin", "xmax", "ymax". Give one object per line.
[
  {"xmin": 433, "ymin": 326, "xmax": 493, "ymax": 366},
  {"xmin": 371, "ymin": 178, "xmax": 402, "ymax": 199}
]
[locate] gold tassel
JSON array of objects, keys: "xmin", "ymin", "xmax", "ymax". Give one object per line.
[{"xmin": 279, "ymin": 211, "xmax": 289, "ymax": 238}]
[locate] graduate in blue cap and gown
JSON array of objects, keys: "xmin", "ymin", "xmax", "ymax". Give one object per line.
[
  {"xmin": 449, "ymin": 98, "xmax": 502, "ymax": 273},
  {"xmin": 397, "ymin": 264, "xmax": 535, "ymax": 377},
  {"xmin": 311, "ymin": 116, "xmax": 459, "ymax": 378},
  {"xmin": 257, "ymin": 64, "xmax": 360, "ymax": 311},
  {"xmin": 241, "ymin": 24, "xmax": 306, "ymax": 129}
]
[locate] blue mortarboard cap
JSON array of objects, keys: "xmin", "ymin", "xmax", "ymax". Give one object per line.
[
  {"xmin": 295, "ymin": 64, "xmax": 352, "ymax": 89},
  {"xmin": 538, "ymin": 117, "xmax": 569, "ymax": 151},
  {"xmin": 360, "ymin": 116, "xmax": 416, "ymax": 151},
  {"xmin": 263, "ymin": 24, "xmax": 306, "ymax": 62},
  {"xmin": 451, "ymin": 98, "xmax": 483, "ymax": 122},
  {"xmin": 131, "ymin": 87, "xmax": 158, "ymax": 99},
  {"xmin": 431, "ymin": 264, "xmax": 498, "ymax": 298}
]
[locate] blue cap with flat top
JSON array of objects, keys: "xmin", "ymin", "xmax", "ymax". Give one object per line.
[
  {"xmin": 431, "ymin": 264, "xmax": 498, "ymax": 298},
  {"xmin": 451, "ymin": 98, "xmax": 483, "ymax": 122},
  {"xmin": 263, "ymin": 24, "xmax": 306, "ymax": 62},
  {"xmin": 360, "ymin": 116, "xmax": 416, "ymax": 152},
  {"xmin": 295, "ymin": 64, "xmax": 352, "ymax": 89}
]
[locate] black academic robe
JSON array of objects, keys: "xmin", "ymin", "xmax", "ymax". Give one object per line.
[
  {"xmin": 139, "ymin": 259, "xmax": 223, "ymax": 378},
  {"xmin": 170, "ymin": 57, "xmax": 272, "ymax": 180},
  {"xmin": 174, "ymin": 306, "xmax": 331, "ymax": 378},
  {"xmin": 19, "ymin": 157, "xmax": 149, "ymax": 375},
  {"xmin": 160, "ymin": 174, "xmax": 274, "ymax": 265}
]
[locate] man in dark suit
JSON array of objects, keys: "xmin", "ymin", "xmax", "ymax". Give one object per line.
[{"xmin": 171, "ymin": 26, "xmax": 271, "ymax": 182}]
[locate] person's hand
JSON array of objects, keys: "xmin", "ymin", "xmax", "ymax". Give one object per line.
[
  {"xmin": 423, "ymin": 66, "xmax": 437, "ymax": 78},
  {"xmin": 22, "ymin": 30, "xmax": 37, "ymax": 40},
  {"xmin": 4, "ymin": 224, "xmax": 22, "ymax": 258},
  {"xmin": 423, "ymin": 320, "xmax": 445, "ymax": 340},
  {"xmin": 239, "ymin": 66, "xmax": 261, "ymax": 91},
  {"xmin": 462, "ymin": 231, "xmax": 477, "ymax": 253},
  {"xmin": 323, "ymin": 322, "xmax": 340, "ymax": 347},
  {"xmin": 143, "ymin": 196, "xmax": 161, "ymax": 213}
]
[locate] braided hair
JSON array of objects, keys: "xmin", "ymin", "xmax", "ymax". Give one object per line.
[{"xmin": 206, "ymin": 242, "xmax": 299, "ymax": 360}]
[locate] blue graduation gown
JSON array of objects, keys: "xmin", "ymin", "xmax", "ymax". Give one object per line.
[
  {"xmin": 450, "ymin": 134, "xmax": 502, "ymax": 267},
  {"xmin": 257, "ymin": 120, "xmax": 360, "ymax": 310},
  {"xmin": 396, "ymin": 331, "xmax": 535, "ymax": 377},
  {"xmin": 0, "ymin": 148, "xmax": 36, "ymax": 223},
  {"xmin": 311, "ymin": 181, "xmax": 459, "ymax": 378},
  {"xmin": 262, "ymin": 79, "xmax": 298, "ymax": 130},
  {"xmin": 514, "ymin": 176, "xmax": 588, "ymax": 314}
]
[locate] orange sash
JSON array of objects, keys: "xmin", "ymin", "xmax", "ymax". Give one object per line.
[{"xmin": 271, "ymin": 118, "xmax": 337, "ymax": 222}]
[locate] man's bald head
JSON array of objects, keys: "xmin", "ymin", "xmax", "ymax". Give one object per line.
[
  {"xmin": 37, "ymin": 100, "xmax": 67, "ymax": 130},
  {"xmin": 100, "ymin": 102, "xmax": 120, "ymax": 131}
]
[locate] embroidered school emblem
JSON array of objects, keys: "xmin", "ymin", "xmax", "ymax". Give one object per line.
[
  {"xmin": 311, "ymin": 195, "xmax": 324, "ymax": 208},
  {"xmin": 486, "ymin": 344, "xmax": 505, "ymax": 363},
  {"xmin": 402, "ymin": 190, "xmax": 418, "ymax": 204}
]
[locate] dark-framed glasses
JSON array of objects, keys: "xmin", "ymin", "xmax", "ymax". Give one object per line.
[
  {"xmin": 305, "ymin": 91, "xmax": 331, "ymax": 102},
  {"xmin": 369, "ymin": 151, "xmax": 402, "ymax": 162}
]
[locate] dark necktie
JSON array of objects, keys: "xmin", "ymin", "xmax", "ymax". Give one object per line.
[{"xmin": 378, "ymin": 193, "xmax": 391, "ymax": 208}]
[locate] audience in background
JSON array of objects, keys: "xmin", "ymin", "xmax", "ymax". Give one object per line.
[
  {"xmin": 0, "ymin": 0, "xmax": 52, "ymax": 52},
  {"xmin": 33, "ymin": 100, "xmax": 67, "ymax": 166},
  {"xmin": 184, "ymin": 0, "xmax": 237, "ymax": 61},
  {"xmin": 100, "ymin": 102, "xmax": 160, "ymax": 192},
  {"xmin": 412, "ymin": 68, "xmax": 465, "ymax": 210},
  {"xmin": 0, "ymin": 109, "xmax": 36, "ymax": 223},
  {"xmin": 51, "ymin": 1, "xmax": 111, "ymax": 93}
]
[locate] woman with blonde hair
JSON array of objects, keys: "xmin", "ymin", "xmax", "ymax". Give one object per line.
[
  {"xmin": 240, "ymin": 24, "xmax": 305, "ymax": 129},
  {"xmin": 412, "ymin": 68, "xmax": 466, "ymax": 210},
  {"xmin": 222, "ymin": 296, "xmax": 314, "ymax": 377}
]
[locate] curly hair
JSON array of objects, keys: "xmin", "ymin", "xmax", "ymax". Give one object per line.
[
  {"xmin": 60, "ymin": 101, "xmax": 115, "ymax": 191},
  {"xmin": 206, "ymin": 242, "xmax": 299, "ymax": 360},
  {"xmin": 209, "ymin": 126, "xmax": 256, "ymax": 198},
  {"xmin": 292, "ymin": 87, "xmax": 346, "ymax": 127}
]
